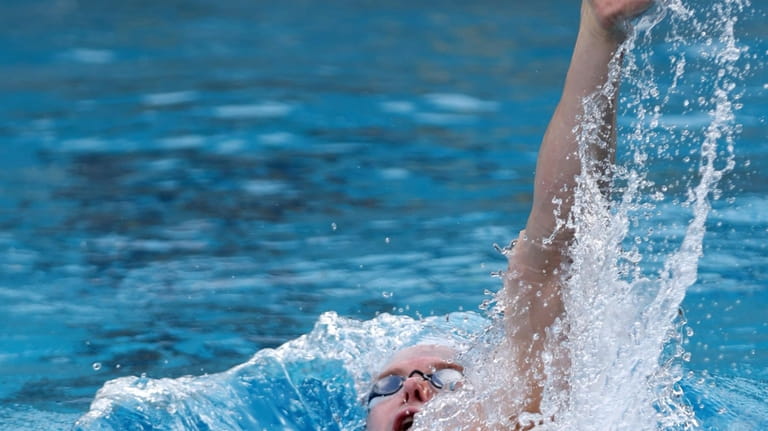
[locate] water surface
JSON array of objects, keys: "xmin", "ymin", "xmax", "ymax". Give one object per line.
[{"xmin": 0, "ymin": 0, "xmax": 766, "ymax": 428}]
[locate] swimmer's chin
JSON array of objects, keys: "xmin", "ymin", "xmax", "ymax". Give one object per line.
[{"xmin": 393, "ymin": 408, "xmax": 418, "ymax": 431}]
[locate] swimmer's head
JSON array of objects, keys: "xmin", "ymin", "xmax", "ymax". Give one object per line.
[{"xmin": 365, "ymin": 344, "xmax": 463, "ymax": 431}]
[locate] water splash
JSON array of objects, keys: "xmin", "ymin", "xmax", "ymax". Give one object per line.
[
  {"xmin": 74, "ymin": 311, "xmax": 487, "ymax": 430},
  {"xmin": 549, "ymin": 0, "xmax": 747, "ymax": 429},
  {"xmin": 414, "ymin": 1, "xmax": 750, "ymax": 430}
]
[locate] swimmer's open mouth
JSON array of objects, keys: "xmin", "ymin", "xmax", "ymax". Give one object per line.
[{"xmin": 394, "ymin": 410, "xmax": 416, "ymax": 431}]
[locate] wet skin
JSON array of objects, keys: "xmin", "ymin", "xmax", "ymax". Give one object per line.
[{"xmin": 366, "ymin": 345, "xmax": 462, "ymax": 431}]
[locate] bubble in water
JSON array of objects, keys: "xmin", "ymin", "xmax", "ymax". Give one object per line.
[{"xmin": 92, "ymin": 362, "xmax": 102, "ymax": 371}]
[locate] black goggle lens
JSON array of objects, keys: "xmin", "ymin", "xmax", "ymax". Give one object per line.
[{"xmin": 367, "ymin": 368, "xmax": 463, "ymax": 407}]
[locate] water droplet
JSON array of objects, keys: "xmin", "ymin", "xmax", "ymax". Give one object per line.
[
  {"xmin": 384, "ymin": 237, "xmax": 390, "ymax": 244},
  {"xmin": 92, "ymin": 362, "xmax": 102, "ymax": 371}
]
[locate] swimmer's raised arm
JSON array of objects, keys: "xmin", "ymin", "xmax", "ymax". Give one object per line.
[
  {"xmin": 514, "ymin": 0, "xmax": 653, "ymax": 269},
  {"xmin": 504, "ymin": 0, "xmax": 652, "ymax": 421}
]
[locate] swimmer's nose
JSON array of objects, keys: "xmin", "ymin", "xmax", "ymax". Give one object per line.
[{"xmin": 402, "ymin": 375, "xmax": 432, "ymax": 405}]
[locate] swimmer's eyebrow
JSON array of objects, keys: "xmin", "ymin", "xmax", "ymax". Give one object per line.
[{"xmin": 377, "ymin": 360, "xmax": 463, "ymax": 379}]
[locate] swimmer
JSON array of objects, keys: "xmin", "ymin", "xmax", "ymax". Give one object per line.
[{"xmin": 366, "ymin": 0, "xmax": 654, "ymax": 430}]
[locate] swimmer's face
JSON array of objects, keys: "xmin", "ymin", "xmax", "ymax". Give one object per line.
[{"xmin": 366, "ymin": 345, "xmax": 462, "ymax": 431}]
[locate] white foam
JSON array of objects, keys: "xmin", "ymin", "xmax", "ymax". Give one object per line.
[
  {"xmin": 424, "ymin": 93, "xmax": 499, "ymax": 113},
  {"xmin": 241, "ymin": 179, "xmax": 288, "ymax": 196},
  {"xmin": 380, "ymin": 100, "xmax": 415, "ymax": 114},
  {"xmin": 213, "ymin": 102, "xmax": 294, "ymax": 119},
  {"xmin": 379, "ymin": 167, "xmax": 410, "ymax": 180},
  {"xmin": 258, "ymin": 131, "xmax": 295, "ymax": 146},
  {"xmin": 129, "ymin": 239, "xmax": 207, "ymax": 253},
  {"xmin": 62, "ymin": 48, "xmax": 115, "ymax": 64},
  {"xmin": 142, "ymin": 91, "xmax": 198, "ymax": 107},
  {"xmin": 215, "ymin": 139, "xmax": 246, "ymax": 153},
  {"xmin": 414, "ymin": 112, "xmax": 474, "ymax": 125},
  {"xmin": 158, "ymin": 135, "xmax": 205, "ymax": 150}
]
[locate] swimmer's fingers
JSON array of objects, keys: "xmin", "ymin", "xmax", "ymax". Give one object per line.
[{"xmin": 587, "ymin": 0, "xmax": 654, "ymax": 38}]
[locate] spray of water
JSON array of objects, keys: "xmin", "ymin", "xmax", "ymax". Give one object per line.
[
  {"xmin": 550, "ymin": 0, "xmax": 746, "ymax": 429},
  {"xmin": 414, "ymin": 1, "xmax": 749, "ymax": 430}
]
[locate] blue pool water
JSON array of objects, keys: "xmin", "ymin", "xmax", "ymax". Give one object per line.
[{"xmin": 1, "ymin": 0, "xmax": 766, "ymax": 429}]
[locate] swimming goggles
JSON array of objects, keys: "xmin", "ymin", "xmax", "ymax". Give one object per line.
[{"xmin": 367, "ymin": 368, "xmax": 463, "ymax": 408}]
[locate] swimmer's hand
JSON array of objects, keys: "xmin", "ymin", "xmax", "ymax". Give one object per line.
[{"xmin": 586, "ymin": 0, "xmax": 654, "ymax": 40}]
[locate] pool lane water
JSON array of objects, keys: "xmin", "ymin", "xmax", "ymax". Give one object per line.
[{"xmin": 0, "ymin": 0, "xmax": 766, "ymax": 427}]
